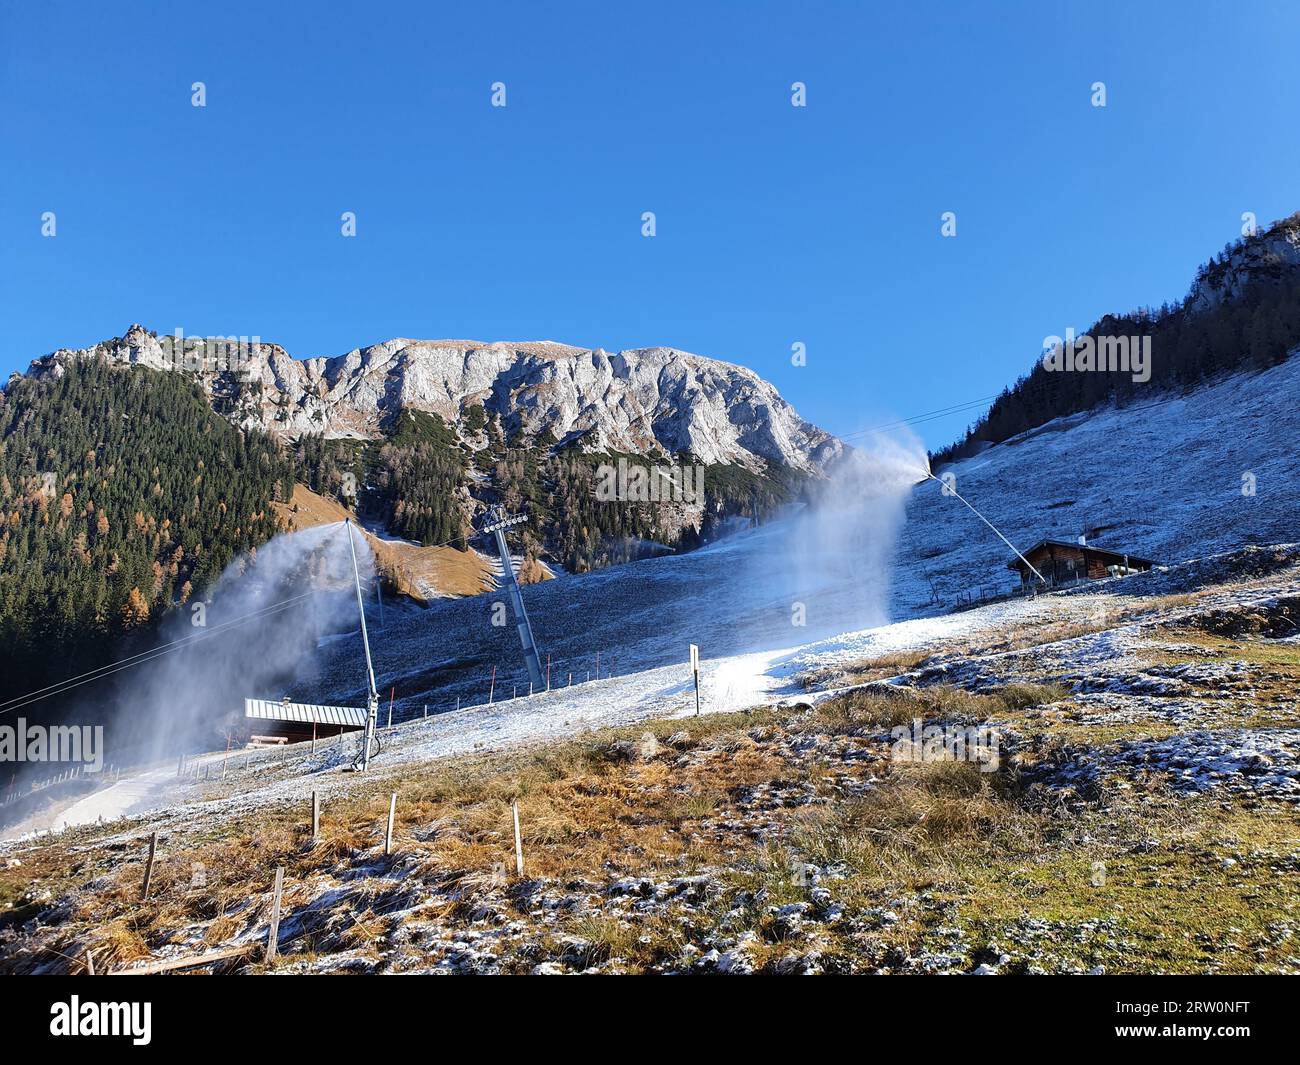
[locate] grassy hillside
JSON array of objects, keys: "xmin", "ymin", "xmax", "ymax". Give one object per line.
[{"xmin": 5, "ymin": 569, "xmax": 1297, "ymax": 973}]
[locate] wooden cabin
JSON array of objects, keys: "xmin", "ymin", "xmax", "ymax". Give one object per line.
[
  {"xmin": 243, "ymin": 698, "xmax": 367, "ymax": 746},
  {"xmin": 1008, "ymin": 540, "xmax": 1154, "ymax": 588}
]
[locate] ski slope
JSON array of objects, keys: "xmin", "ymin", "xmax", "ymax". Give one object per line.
[
  {"xmin": 898, "ymin": 356, "xmax": 1300, "ymax": 608},
  {"xmin": 293, "ymin": 357, "xmax": 1300, "ymax": 725}
]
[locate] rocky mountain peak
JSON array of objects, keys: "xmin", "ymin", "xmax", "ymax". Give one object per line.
[{"xmin": 21, "ymin": 328, "xmax": 845, "ymax": 474}]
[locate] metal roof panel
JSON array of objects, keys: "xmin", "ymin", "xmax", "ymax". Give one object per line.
[{"xmin": 244, "ymin": 698, "xmax": 367, "ymax": 728}]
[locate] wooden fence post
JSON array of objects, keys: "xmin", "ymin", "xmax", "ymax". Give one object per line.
[
  {"xmin": 384, "ymin": 792, "xmax": 397, "ymax": 856},
  {"xmin": 512, "ymin": 800, "xmax": 524, "ymax": 877},
  {"xmin": 311, "ymin": 790, "xmax": 320, "ymax": 840},
  {"xmin": 140, "ymin": 831, "xmax": 158, "ymax": 901},
  {"xmin": 265, "ymin": 866, "xmax": 284, "ymax": 963},
  {"xmin": 690, "ymin": 644, "xmax": 701, "ymax": 717}
]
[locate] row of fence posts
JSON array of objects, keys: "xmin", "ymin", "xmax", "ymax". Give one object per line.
[
  {"xmin": 371, "ymin": 645, "xmax": 707, "ymax": 728},
  {"xmin": 80, "ymin": 643, "xmax": 717, "ymax": 972},
  {"xmin": 467, "ymin": 651, "xmax": 617, "ymax": 716},
  {"xmin": 176, "ymin": 737, "xmax": 326, "ymax": 782},
  {"xmin": 365, "ymin": 650, "xmax": 622, "ymax": 729},
  {"xmin": 954, "ymin": 583, "xmax": 1029, "ymax": 609},
  {"xmin": 2, "ymin": 764, "xmax": 124, "ymax": 808},
  {"xmin": 19, "ymin": 641, "xmax": 678, "ymax": 815},
  {"xmin": 104, "ymin": 783, "xmax": 528, "ymax": 972}
]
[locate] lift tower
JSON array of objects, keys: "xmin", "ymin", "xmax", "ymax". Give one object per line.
[
  {"xmin": 481, "ymin": 506, "xmax": 544, "ymax": 691},
  {"xmin": 344, "ymin": 519, "xmax": 381, "ymax": 770}
]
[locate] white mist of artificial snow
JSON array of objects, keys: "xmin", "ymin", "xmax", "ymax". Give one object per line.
[
  {"xmin": 715, "ymin": 427, "xmax": 929, "ymax": 685},
  {"xmin": 795, "ymin": 434, "xmax": 930, "ymax": 624},
  {"xmin": 106, "ymin": 522, "xmax": 373, "ymax": 765},
  {"xmin": 776, "ymin": 428, "xmax": 930, "ymax": 635}
]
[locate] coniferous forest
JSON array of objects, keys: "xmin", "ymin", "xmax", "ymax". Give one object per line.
[
  {"xmin": 0, "ymin": 358, "xmax": 294, "ymax": 714},
  {"xmin": 292, "ymin": 407, "xmax": 810, "ymax": 573},
  {"xmin": 932, "ymin": 214, "xmax": 1300, "ymax": 467}
]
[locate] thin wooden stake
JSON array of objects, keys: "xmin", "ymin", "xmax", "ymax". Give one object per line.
[
  {"xmin": 265, "ymin": 866, "xmax": 284, "ymax": 963},
  {"xmin": 690, "ymin": 643, "xmax": 701, "ymax": 717},
  {"xmin": 140, "ymin": 831, "xmax": 158, "ymax": 901},
  {"xmin": 84, "ymin": 949, "xmax": 96, "ymax": 976},
  {"xmin": 311, "ymin": 790, "xmax": 320, "ymax": 840},
  {"xmin": 512, "ymin": 800, "xmax": 524, "ymax": 877},
  {"xmin": 384, "ymin": 792, "xmax": 397, "ymax": 856}
]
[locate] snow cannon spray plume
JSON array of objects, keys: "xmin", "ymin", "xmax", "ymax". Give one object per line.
[
  {"xmin": 105, "ymin": 522, "xmax": 373, "ymax": 764},
  {"xmin": 768, "ymin": 429, "xmax": 930, "ymax": 639}
]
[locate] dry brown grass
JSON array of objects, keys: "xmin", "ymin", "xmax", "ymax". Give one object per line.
[
  {"xmin": 10, "ymin": 636, "xmax": 1297, "ymax": 976},
  {"xmin": 800, "ymin": 649, "xmax": 932, "ymax": 689},
  {"xmin": 811, "ymin": 681, "xmax": 1069, "ymax": 736},
  {"xmin": 272, "ymin": 482, "xmax": 353, "ymax": 531},
  {"xmin": 366, "ymin": 535, "xmax": 496, "ymax": 601},
  {"xmin": 795, "ymin": 756, "xmax": 1039, "ymax": 872}
]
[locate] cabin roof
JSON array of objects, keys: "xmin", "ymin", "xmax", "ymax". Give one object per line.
[
  {"xmin": 1007, "ymin": 540, "xmax": 1156, "ymax": 570},
  {"xmin": 244, "ymin": 698, "xmax": 367, "ymax": 728}
]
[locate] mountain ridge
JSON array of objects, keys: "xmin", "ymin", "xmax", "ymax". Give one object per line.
[{"xmin": 18, "ymin": 326, "xmax": 844, "ymax": 476}]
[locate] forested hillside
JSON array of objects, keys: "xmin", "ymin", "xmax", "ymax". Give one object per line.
[
  {"xmin": 292, "ymin": 408, "xmax": 468, "ymax": 547},
  {"xmin": 293, "ymin": 404, "xmax": 813, "ymax": 573},
  {"xmin": 0, "ymin": 358, "xmax": 293, "ymax": 707},
  {"xmin": 933, "ymin": 213, "xmax": 1300, "ymax": 466}
]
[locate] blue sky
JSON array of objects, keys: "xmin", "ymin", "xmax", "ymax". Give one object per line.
[{"xmin": 2, "ymin": 0, "xmax": 1297, "ymax": 449}]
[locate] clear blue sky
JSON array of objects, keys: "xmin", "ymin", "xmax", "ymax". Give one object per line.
[{"xmin": 2, "ymin": 0, "xmax": 1297, "ymax": 450}]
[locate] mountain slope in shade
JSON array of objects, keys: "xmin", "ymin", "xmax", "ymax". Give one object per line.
[
  {"xmin": 293, "ymin": 351, "xmax": 1300, "ymax": 719},
  {"xmin": 22, "ymin": 326, "xmax": 844, "ymax": 475}
]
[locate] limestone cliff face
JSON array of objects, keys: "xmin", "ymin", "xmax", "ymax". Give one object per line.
[
  {"xmin": 23, "ymin": 328, "xmax": 843, "ymax": 474},
  {"xmin": 1187, "ymin": 213, "xmax": 1300, "ymax": 315}
]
